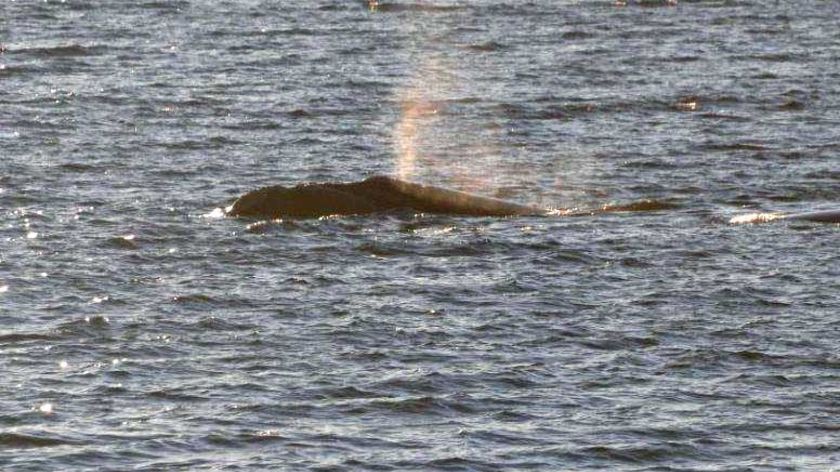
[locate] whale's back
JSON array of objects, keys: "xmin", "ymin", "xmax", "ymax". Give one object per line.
[
  {"xmin": 784, "ymin": 209, "xmax": 840, "ymax": 223},
  {"xmin": 228, "ymin": 175, "xmax": 542, "ymax": 219}
]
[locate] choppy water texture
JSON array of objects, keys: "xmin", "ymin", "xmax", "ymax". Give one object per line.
[{"xmin": 1, "ymin": 1, "xmax": 839, "ymax": 470}]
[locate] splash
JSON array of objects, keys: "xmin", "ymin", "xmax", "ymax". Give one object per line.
[
  {"xmin": 392, "ymin": 55, "xmax": 507, "ymax": 199},
  {"xmin": 203, "ymin": 206, "xmax": 230, "ymax": 219},
  {"xmin": 393, "ymin": 97, "xmax": 434, "ymax": 181},
  {"xmin": 393, "ymin": 57, "xmax": 447, "ymax": 182},
  {"xmin": 729, "ymin": 212, "xmax": 784, "ymax": 224},
  {"xmin": 388, "ymin": 12, "xmax": 554, "ymax": 204}
]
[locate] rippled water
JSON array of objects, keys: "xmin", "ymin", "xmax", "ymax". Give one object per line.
[{"xmin": 1, "ymin": 1, "xmax": 838, "ymax": 470}]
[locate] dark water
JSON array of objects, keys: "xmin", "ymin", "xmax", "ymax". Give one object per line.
[{"xmin": 1, "ymin": 1, "xmax": 839, "ymax": 470}]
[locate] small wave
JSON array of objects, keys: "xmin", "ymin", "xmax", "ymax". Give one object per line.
[
  {"xmin": 16, "ymin": 44, "xmax": 102, "ymax": 58},
  {"xmin": 356, "ymin": 242, "xmax": 406, "ymax": 257},
  {"xmin": 576, "ymin": 443, "xmax": 694, "ymax": 463},
  {"xmin": 753, "ymin": 71, "xmax": 779, "ymax": 79},
  {"xmin": 158, "ymin": 137, "xmax": 243, "ymax": 150},
  {"xmin": 494, "ymin": 102, "xmax": 596, "ymax": 120},
  {"xmin": 599, "ymin": 199, "xmax": 680, "ymax": 213},
  {"xmin": 0, "ymin": 65, "xmax": 36, "ymax": 77},
  {"xmin": 671, "ymin": 94, "xmax": 742, "ymax": 112},
  {"xmin": 493, "ymin": 410, "xmax": 539, "ymax": 422},
  {"xmin": 731, "ymin": 350, "xmax": 782, "ymax": 363},
  {"xmin": 426, "ymin": 457, "xmax": 498, "ymax": 470},
  {"xmin": 271, "ymin": 27, "xmax": 316, "ymax": 36},
  {"xmin": 465, "ymin": 41, "xmax": 506, "ymax": 53},
  {"xmin": 673, "ymin": 96, "xmax": 700, "ymax": 112},
  {"xmin": 579, "ymin": 335, "xmax": 659, "ymax": 351},
  {"xmin": 336, "ymin": 79, "xmax": 392, "ymax": 90},
  {"xmin": 244, "ymin": 218, "xmax": 308, "ymax": 234},
  {"xmin": 55, "ymin": 315, "xmax": 112, "ymax": 339},
  {"xmin": 0, "ymin": 332, "xmax": 56, "ymax": 344},
  {"xmin": 139, "ymin": 0, "xmax": 189, "ymax": 11},
  {"xmin": 358, "ymin": 395, "xmax": 476, "ymax": 415},
  {"xmin": 752, "ymin": 52, "xmax": 800, "ymax": 62},
  {"xmin": 702, "ymin": 142, "xmax": 769, "ymax": 152},
  {"xmin": 562, "ymin": 30, "xmax": 595, "ymax": 40},
  {"xmin": 466, "ymin": 429, "xmax": 550, "ymax": 447},
  {"xmin": 311, "ymin": 385, "xmax": 382, "ymax": 400},
  {"xmin": 779, "ymin": 99, "xmax": 805, "ymax": 111},
  {"xmin": 287, "ymin": 108, "xmax": 312, "ymax": 118},
  {"xmin": 171, "ymin": 294, "xmax": 214, "ymax": 304},
  {"xmin": 615, "ymin": 0, "xmax": 678, "ymax": 7},
  {"xmin": 203, "ymin": 207, "xmax": 228, "ymax": 219},
  {"xmin": 500, "ymin": 95, "xmax": 747, "ymax": 120},
  {"xmin": 698, "ymin": 112, "xmax": 751, "ymax": 122},
  {"xmin": 224, "ymin": 120, "xmax": 282, "ymax": 130},
  {"xmin": 619, "ymin": 159, "xmax": 678, "ymax": 170},
  {"xmin": 367, "ymin": 2, "xmax": 465, "ymax": 13},
  {"xmin": 668, "ymin": 55, "xmax": 702, "ymax": 63},
  {"xmin": 244, "ymin": 219, "xmax": 286, "ymax": 233},
  {"xmin": 104, "ymin": 235, "xmax": 139, "ymax": 250},
  {"xmin": 619, "ymin": 257, "xmax": 652, "ymax": 268},
  {"xmin": 147, "ymin": 389, "xmax": 209, "ymax": 402},
  {"xmin": 193, "ymin": 316, "xmax": 256, "ymax": 331},
  {"xmin": 0, "ymin": 432, "xmax": 77, "ymax": 448},
  {"xmin": 60, "ymin": 163, "xmax": 97, "ymax": 172}
]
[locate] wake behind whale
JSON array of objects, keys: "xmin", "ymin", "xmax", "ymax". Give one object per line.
[{"xmin": 227, "ymin": 175, "xmax": 840, "ymax": 223}]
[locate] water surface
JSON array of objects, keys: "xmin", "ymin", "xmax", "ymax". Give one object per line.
[{"xmin": 1, "ymin": 1, "xmax": 838, "ymax": 470}]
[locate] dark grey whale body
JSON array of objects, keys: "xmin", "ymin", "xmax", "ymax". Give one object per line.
[
  {"xmin": 228, "ymin": 175, "xmax": 541, "ymax": 219},
  {"xmin": 228, "ymin": 175, "xmax": 840, "ymax": 223},
  {"xmin": 783, "ymin": 210, "xmax": 840, "ymax": 223}
]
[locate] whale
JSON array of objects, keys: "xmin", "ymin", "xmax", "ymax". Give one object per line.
[
  {"xmin": 783, "ymin": 209, "xmax": 840, "ymax": 223},
  {"xmin": 228, "ymin": 175, "xmax": 542, "ymax": 219},
  {"xmin": 228, "ymin": 175, "xmax": 840, "ymax": 223}
]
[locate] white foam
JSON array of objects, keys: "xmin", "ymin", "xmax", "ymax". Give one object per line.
[{"xmin": 728, "ymin": 212, "xmax": 784, "ymax": 224}]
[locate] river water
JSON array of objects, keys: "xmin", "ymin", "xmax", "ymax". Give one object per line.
[{"xmin": 1, "ymin": 1, "xmax": 838, "ymax": 470}]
